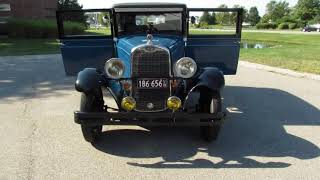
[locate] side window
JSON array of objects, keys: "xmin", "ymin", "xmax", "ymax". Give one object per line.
[
  {"xmin": 188, "ymin": 9, "xmax": 242, "ymax": 37},
  {"xmin": 57, "ymin": 10, "xmax": 112, "ymax": 38}
]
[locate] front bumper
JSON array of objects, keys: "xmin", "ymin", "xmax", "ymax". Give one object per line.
[{"xmin": 74, "ymin": 111, "xmax": 226, "ymax": 126}]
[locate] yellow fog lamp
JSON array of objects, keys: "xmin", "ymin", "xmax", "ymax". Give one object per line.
[
  {"xmin": 167, "ymin": 96, "xmax": 182, "ymax": 111},
  {"xmin": 121, "ymin": 97, "xmax": 136, "ymax": 111}
]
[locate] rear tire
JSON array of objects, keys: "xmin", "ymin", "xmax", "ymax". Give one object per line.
[
  {"xmin": 80, "ymin": 90, "xmax": 104, "ymax": 143},
  {"xmin": 200, "ymin": 91, "xmax": 222, "ymax": 142}
]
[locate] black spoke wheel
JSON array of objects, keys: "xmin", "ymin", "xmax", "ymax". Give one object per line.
[
  {"xmin": 80, "ymin": 90, "xmax": 104, "ymax": 143},
  {"xmin": 200, "ymin": 91, "xmax": 222, "ymax": 142}
]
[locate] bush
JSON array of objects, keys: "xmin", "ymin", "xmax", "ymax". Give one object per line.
[
  {"xmin": 196, "ymin": 21, "xmax": 209, "ymax": 29},
  {"xmin": 256, "ymin": 23, "xmax": 277, "ymax": 29},
  {"xmin": 64, "ymin": 21, "xmax": 86, "ymax": 35},
  {"xmin": 288, "ymin": 23, "xmax": 297, "ymax": 29},
  {"xmin": 7, "ymin": 18, "xmax": 85, "ymax": 38},
  {"xmin": 278, "ymin": 23, "xmax": 289, "ymax": 29}
]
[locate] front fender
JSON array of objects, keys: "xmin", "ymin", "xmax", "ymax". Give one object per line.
[
  {"xmin": 75, "ymin": 68, "xmax": 102, "ymax": 94},
  {"xmin": 194, "ymin": 67, "xmax": 225, "ymax": 91},
  {"xmin": 183, "ymin": 67, "xmax": 224, "ymax": 111}
]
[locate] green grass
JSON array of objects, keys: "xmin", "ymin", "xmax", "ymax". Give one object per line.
[
  {"xmin": 0, "ymin": 39, "xmax": 60, "ymax": 56},
  {"xmin": 85, "ymin": 28, "xmax": 111, "ymax": 36},
  {"xmin": 240, "ymin": 32, "xmax": 320, "ymax": 74},
  {"xmin": 0, "ymin": 28, "xmax": 111, "ymax": 56},
  {"xmin": 1, "ymin": 30, "xmax": 320, "ymax": 74},
  {"xmin": 190, "ymin": 29, "xmax": 320, "ymax": 74}
]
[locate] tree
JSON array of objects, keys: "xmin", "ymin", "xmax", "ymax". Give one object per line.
[
  {"xmin": 98, "ymin": 12, "xmax": 110, "ymax": 27},
  {"xmin": 216, "ymin": 4, "xmax": 231, "ymax": 25},
  {"xmin": 58, "ymin": 0, "xmax": 86, "ymax": 24},
  {"xmin": 58, "ymin": 0, "xmax": 83, "ymax": 10},
  {"xmin": 199, "ymin": 11, "xmax": 216, "ymax": 25},
  {"xmin": 248, "ymin": 7, "xmax": 261, "ymax": 25},
  {"xmin": 231, "ymin": 5, "xmax": 248, "ymax": 24},
  {"xmin": 293, "ymin": 0, "xmax": 320, "ymax": 22},
  {"xmin": 190, "ymin": 16, "xmax": 196, "ymax": 24},
  {"xmin": 265, "ymin": 0, "xmax": 291, "ymax": 22},
  {"xmin": 209, "ymin": 12, "xmax": 216, "ymax": 25},
  {"xmin": 200, "ymin": 11, "xmax": 211, "ymax": 23}
]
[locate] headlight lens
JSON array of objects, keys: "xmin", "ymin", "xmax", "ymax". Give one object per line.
[
  {"xmin": 105, "ymin": 58, "xmax": 125, "ymax": 79},
  {"xmin": 174, "ymin": 57, "xmax": 197, "ymax": 78}
]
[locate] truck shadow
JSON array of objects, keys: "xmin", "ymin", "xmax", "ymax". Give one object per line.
[{"xmin": 93, "ymin": 86, "xmax": 320, "ymax": 168}]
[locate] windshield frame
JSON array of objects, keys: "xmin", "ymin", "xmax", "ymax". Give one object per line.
[{"xmin": 113, "ymin": 10, "xmax": 186, "ymax": 37}]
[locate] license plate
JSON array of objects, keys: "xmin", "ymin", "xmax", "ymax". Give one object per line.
[{"xmin": 137, "ymin": 78, "xmax": 168, "ymax": 89}]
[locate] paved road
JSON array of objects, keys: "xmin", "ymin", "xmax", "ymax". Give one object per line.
[{"xmin": 0, "ymin": 55, "xmax": 319, "ymax": 180}]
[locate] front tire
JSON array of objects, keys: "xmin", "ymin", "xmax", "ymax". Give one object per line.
[
  {"xmin": 200, "ymin": 91, "xmax": 222, "ymax": 142},
  {"xmin": 80, "ymin": 91, "xmax": 104, "ymax": 143}
]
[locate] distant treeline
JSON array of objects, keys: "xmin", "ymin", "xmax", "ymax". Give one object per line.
[{"xmin": 193, "ymin": 0, "xmax": 320, "ymax": 29}]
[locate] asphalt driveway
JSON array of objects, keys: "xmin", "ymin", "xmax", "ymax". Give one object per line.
[{"xmin": 0, "ymin": 55, "xmax": 319, "ymax": 179}]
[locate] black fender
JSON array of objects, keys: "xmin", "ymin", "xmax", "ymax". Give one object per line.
[
  {"xmin": 183, "ymin": 67, "xmax": 224, "ymax": 111},
  {"xmin": 75, "ymin": 68, "xmax": 102, "ymax": 94}
]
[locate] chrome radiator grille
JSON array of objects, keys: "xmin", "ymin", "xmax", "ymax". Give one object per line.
[
  {"xmin": 131, "ymin": 45, "xmax": 170, "ymax": 77},
  {"xmin": 131, "ymin": 45, "xmax": 170, "ymax": 111}
]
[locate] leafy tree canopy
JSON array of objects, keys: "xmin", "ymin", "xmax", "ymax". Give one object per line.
[
  {"xmin": 199, "ymin": 11, "xmax": 216, "ymax": 25},
  {"xmin": 265, "ymin": 1, "xmax": 291, "ymax": 22},
  {"xmin": 58, "ymin": 0, "xmax": 86, "ymax": 24},
  {"xmin": 231, "ymin": 5, "xmax": 248, "ymax": 24},
  {"xmin": 58, "ymin": 0, "xmax": 83, "ymax": 10},
  {"xmin": 248, "ymin": 7, "xmax": 261, "ymax": 25},
  {"xmin": 293, "ymin": 0, "xmax": 320, "ymax": 22}
]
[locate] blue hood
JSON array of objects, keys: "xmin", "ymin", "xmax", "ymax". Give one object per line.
[
  {"xmin": 116, "ymin": 34, "xmax": 185, "ymax": 78},
  {"xmin": 117, "ymin": 34, "xmax": 184, "ymax": 54}
]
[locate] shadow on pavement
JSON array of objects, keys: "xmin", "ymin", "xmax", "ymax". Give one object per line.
[
  {"xmin": 93, "ymin": 86, "xmax": 320, "ymax": 168},
  {"xmin": 0, "ymin": 55, "xmax": 75, "ymax": 101}
]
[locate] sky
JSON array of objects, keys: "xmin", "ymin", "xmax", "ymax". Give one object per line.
[{"xmin": 78, "ymin": 0, "xmax": 298, "ymax": 15}]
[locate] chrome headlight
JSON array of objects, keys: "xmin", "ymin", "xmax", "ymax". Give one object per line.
[
  {"xmin": 105, "ymin": 58, "xmax": 125, "ymax": 79},
  {"xmin": 174, "ymin": 57, "xmax": 197, "ymax": 78}
]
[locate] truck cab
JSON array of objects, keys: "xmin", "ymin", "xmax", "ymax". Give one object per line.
[{"xmin": 56, "ymin": 3, "xmax": 243, "ymax": 143}]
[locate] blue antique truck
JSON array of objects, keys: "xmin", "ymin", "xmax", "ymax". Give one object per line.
[{"xmin": 56, "ymin": 3, "xmax": 243, "ymax": 143}]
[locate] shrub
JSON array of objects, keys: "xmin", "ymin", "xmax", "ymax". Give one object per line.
[
  {"xmin": 256, "ymin": 23, "xmax": 277, "ymax": 29},
  {"xmin": 7, "ymin": 18, "xmax": 85, "ymax": 38},
  {"xmin": 64, "ymin": 21, "xmax": 86, "ymax": 35},
  {"xmin": 288, "ymin": 23, "xmax": 297, "ymax": 29},
  {"xmin": 278, "ymin": 23, "xmax": 289, "ymax": 29},
  {"xmin": 256, "ymin": 23, "xmax": 266, "ymax": 29},
  {"xmin": 197, "ymin": 21, "xmax": 209, "ymax": 29}
]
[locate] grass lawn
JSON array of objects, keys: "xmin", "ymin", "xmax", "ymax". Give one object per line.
[
  {"xmin": 1, "ymin": 30, "xmax": 319, "ymax": 74},
  {"xmin": 241, "ymin": 32, "xmax": 320, "ymax": 74},
  {"xmin": 0, "ymin": 38, "xmax": 60, "ymax": 56},
  {"xmin": 191, "ymin": 30, "xmax": 320, "ymax": 74}
]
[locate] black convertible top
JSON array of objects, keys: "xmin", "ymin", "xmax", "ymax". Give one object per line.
[
  {"xmin": 113, "ymin": 3, "xmax": 187, "ymax": 12},
  {"xmin": 112, "ymin": 3, "xmax": 187, "ymax": 9}
]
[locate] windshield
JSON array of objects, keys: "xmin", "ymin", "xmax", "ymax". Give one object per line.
[{"xmin": 116, "ymin": 12, "xmax": 182, "ymax": 36}]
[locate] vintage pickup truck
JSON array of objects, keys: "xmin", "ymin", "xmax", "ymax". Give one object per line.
[{"xmin": 56, "ymin": 3, "xmax": 243, "ymax": 143}]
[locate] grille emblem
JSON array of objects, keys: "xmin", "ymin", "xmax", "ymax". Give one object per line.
[
  {"xmin": 146, "ymin": 34, "xmax": 153, "ymax": 45},
  {"xmin": 147, "ymin": 103, "xmax": 154, "ymax": 109}
]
